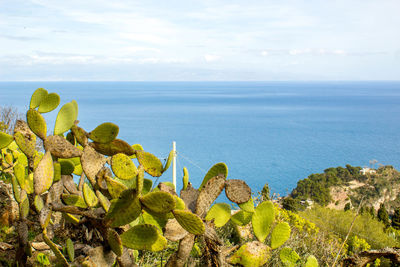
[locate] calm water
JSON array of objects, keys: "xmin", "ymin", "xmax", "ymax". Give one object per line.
[{"xmin": 1, "ymin": 81, "xmax": 400, "ymax": 196}]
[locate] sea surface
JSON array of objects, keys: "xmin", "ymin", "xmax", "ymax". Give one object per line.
[{"xmin": 1, "ymin": 81, "xmax": 400, "ymax": 196}]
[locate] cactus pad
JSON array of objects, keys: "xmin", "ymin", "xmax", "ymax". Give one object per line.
[
  {"xmin": 205, "ymin": 203, "xmax": 231, "ymax": 227},
  {"xmin": 225, "ymin": 179, "xmax": 251, "ymax": 204},
  {"xmin": 19, "ymin": 192, "xmax": 29, "ymax": 219},
  {"xmin": 30, "ymin": 88, "xmax": 47, "ymax": 109},
  {"xmin": 11, "ymin": 176, "xmax": 21, "ymax": 203},
  {"xmin": 143, "ymin": 178, "xmax": 153, "ymax": 195},
  {"xmin": 34, "ymin": 151, "xmax": 54, "ymax": 195},
  {"xmin": 90, "ymin": 139, "xmax": 134, "ymax": 156},
  {"xmin": 182, "ymin": 167, "xmax": 189, "ymax": 190},
  {"xmin": 142, "ymin": 211, "xmax": 168, "ymax": 230},
  {"xmin": 305, "ymin": 255, "xmax": 319, "ymax": 267},
  {"xmin": 252, "ymin": 201, "xmax": 275, "ymax": 242},
  {"xmin": 26, "ymin": 109, "xmax": 47, "ymax": 140},
  {"xmin": 88, "ymin": 122, "xmax": 119, "ymax": 143},
  {"xmin": 14, "ymin": 162, "xmax": 26, "ymax": 189},
  {"xmin": 96, "ymin": 190, "xmax": 111, "ymax": 212},
  {"xmin": 162, "ymin": 150, "xmax": 174, "ymax": 173},
  {"xmin": 107, "ymin": 229, "xmax": 123, "ymax": 257},
  {"xmin": 0, "ymin": 132, "xmax": 13, "ymax": 149},
  {"xmin": 121, "ymin": 224, "xmax": 167, "ymax": 252},
  {"xmin": 279, "ymin": 247, "xmax": 300, "ymax": 267},
  {"xmin": 39, "ymin": 205, "xmax": 52, "ymax": 229},
  {"xmin": 46, "ymin": 180, "xmax": 63, "ymax": 204},
  {"xmin": 71, "ymin": 125, "xmax": 88, "ymax": 146},
  {"xmin": 164, "ymin": 218, "xmax": 188, "ymax": 242},
  {"xmin": 34, "ymin": 195, "xmax": 44, "ymax": 212},
  {"xmin": 199, "ymin": 162, "xmax": 228, "ymax": 190},
  {"xmin": 83, "ymin": 183, "xmax": 98, "ymax": 207},
  {"xmin": 42, "ymin": 232, "xmax": 69, "ymax": 266},
  {"xmin": 62, "ymin": 194, "xmax": 88, "ymax": 208},
  {"xmin": 140, "ymin": 191, "xmax": 175, "ymax": 214},
  {"xmin": 81, "ymin": 145, "xmax": 107, "ymax": 184},
  {"xmin": 37, "ymin": 92, "xmax": 60, "ymax": 113},
  {"xmin": 172, "ymin": 210, "xmax": 205, "ymax": 235},
  {"xmin": 105, "ymin": 189, "xmax": 141, "ymax": 227},
  {"xmin": 174, "ymin": 196, "xmax": 186, "ymax": 210},
  {"xmin": 44, "ymin": 135, "xmax": 83, "ymax": 159},
  {"xmin": 14, "ymin": 131, "xmax": 36, "ymax": 158},
  {"xmin": 130, "ymin": 143, "xmax": 143, "ymax": 159},
  {"xmin": 59, "ymin": 159, "xmax": 75, "ymax": 175},
  {"xmin": 239, "ymin": 198, "xmax": 255, "ymax": 213},
  {"xmin": 195, "ymin": 175, "xmax": 226, "ymax": 218},
  {"xmin": 105, "ymin": 175, "xmax": 128, "ymax": 199},
  {"xmin": 66, "ymin": 238, "xmax": 75, "ymax": 262},
  {"xmin": 231, "ymin": 210, "xmax": 253, "ymax": 226},
  {"xmin": 271, "ymin": 222, "xmax": 291, "ymax": 249},
  {"xmin": 111, "ymin": 153, "xmax": 137, "ymax": 180},
  {"xmin": 135, "ymin": 150, "xmax": 163, "ymax": 177},
  {"xmin": 54, "ymin": 102, "xmax": 77, "ymax": 135},
  {"xmin": 228, "ymin": 241, "xmax": 271, "ymax": 267}
]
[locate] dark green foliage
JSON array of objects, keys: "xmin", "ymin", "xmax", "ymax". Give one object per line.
[
  {"xmin": 261, "ymin": 183, "xmax": 270, "ymax": 201},
  {"xmin": 344, "ymin": 203, "xmax": 351, "ymax": 211},
  {"xmin": 282, "ymin": 197, "xmax": 303, "ymax": 211},
  {"xmin": 392, "ymin": 208, "xmax": 400, "ymax": 230},
  {"xmin": 377, "ymin": 203, "xmax": 390, "ymax": 227}
]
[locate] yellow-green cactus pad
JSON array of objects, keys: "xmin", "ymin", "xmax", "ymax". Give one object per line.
[
  {"xmin": 195, "ymin": 175, "xmax": 226, "ymax": 218},
  {"xmin": 136, "ymin": 165, "xmax": 144, "ymax": 194},
  {"xmin": 143, "ymin": 178, "xmax": 153, "ymax": 195},
  {"xmin": 42, "ymin": 232, "xmax": 69, "ymax": 266},
  {"xmin": 174, "ymin": 196, "xmax": 186, "ymax": 210},
  {"xmin": 33, "ymin": 152, "xmax": 43, "ymax": 169},
  {"xmin": 182, "ymin": 167, "xmax": 189, "ymax": 190},
  {"xmin": 239, "ymin": 198, "xmax": 255, "ymax": 213},
  {"xmin": 231, "ymin": 210, "xmax": 253, "ymax": 226},
  {"xmin": 172, "ymin": 209, "xmax": 205, "ymax": 235},
  {"xmin": 59, "ymin": 159, "xmax": 75, "ymax": 175},
  {"xmin": 228, "ymin": 241, "xmax": 271, "ymax": 267},
  {"xmin": 71, "ymin": 125, "xmax": 88, "ymax": 146},
  {"xmin": 17, "ymin": 152, "xmax": 28, "ymax": 166},
  {"xmin": 105, "ymin": 189, "xmax": 141, "ymax": 227},
  {"xmin": 66, "ymin": 238, "xmax": 74, "ymax": 262},
  {"xmin": 81, "ymin": 145, "xmax": 107, "ymax": 184},
  {"xmin": 225, "ymin": 179, "xmax": 252, "ymax": 204},
  {"xmin": 162, "ymin": 150, "xmax": 174, "ymax": 173},
  {"xmin": 121, "ymin": 224, "xmax": 167, "ymax": 252},
  {"xmin": 44, "ymin": 135, "xmax": 83, "ymax": 159},
  {"xmin": 14, "ymin": 162, "xmax": 26, "ymax": 188},
  {"xmin": 34, "ymin": 195, "xmax": 44, "ymax": 213},
  {"xmin": 14, "ymin": 131, "xmax": 36, "ymax": 158},
  {"xmin": 142, "ymin": 210, "xmax": 168, "ymax": 230},
  {"xmin": 37, "ymin": 92, "xmax": 60, "ymax": 113},
  {"xmin": 111, "ymin": 153, "xmax": 137, "ymax": 180},
  {"xmin": 107, "ymin": 229, "xmax": 123, "ymax": 257},
  {"xmin": 11, "ymin": 176, "xmax": 21, "ymax": 202},
  {"xmin": 88, "ymin": 122, "xmax": 119, "ymax": 144},
  {"xmin": 205, "ymin": 203, "xmax": 231, "ymax": 227},
  {"xmin": 54, "ymin": 102, "xmax": 76, "ymax": 135},
  {"xmin": 83, "ymin": 183, "xmax": 98, "ymax": 207},
  {"xmin": 62, "ymin": 194, "xmax": 88, "ymax": 208},
  {"xmin": 26, "ymin": 109, "xmax": 47, "ymax": 140},
  {"xmin": 305, "ymin": 255, "xmax": 319, "ymax": 267},
  {"xmin": 0, "ymin": 132, "xmax": 13, "ymax": 149},
  {"xmin": 135, "ymin": 150, "xmax": 163, "ymax": 177},
  {"xmin": 199, "ymin": 162, "xmax": 228, "ymax": 190},
  {"xmin": 25, "ymin": 173, "xmax": 34, "ymax": 194},
  {"xmin": 62, "ymin": 213, "xmax": 80, "ymax": 225},
  {"xmin": 105, "ymin": 176, "xmax": 128, "ymax": 199},
  {"xmin": 252, "ymin": 201, "xmax": 275, "ymax": 243},
  {"xmin": 96, "ymin": 190, "xmax": 111, "ymax": 212},
  {"xmin": 130, "ymin": 143, "xmax": 143, "ymax": 159},
  {"xmin": 53, "ymin": 162, "xmax": 61, "ymax": 182},
  {"xmin": 19, "ymin": 192, "xmax": 29, "ymax": 219},
  {"xmin": 271, "ymin": 222, "xmax": 291, "ymax": 249},
  {"xmin": 140, "ymin": 191, "xmax": 175, "ymax": 214},
  {"xmin": 34, "ymin": 151, "xmax": 54, "ymax": 195},
  {"xmin": 90, "ymin": 139, "xmax": 134, "ymax": 156},
  {"xmin": 279, "ymin": 247, "xmax": 300, "ymax": 267},
  {"xmin": 30, "ymin": 88, "xmax": 48, "ymax": 109}
]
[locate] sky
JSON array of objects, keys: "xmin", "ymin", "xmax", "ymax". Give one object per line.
[{"xmin": 0, "ymin": 0, "xmax": 399, "ymax": 81}]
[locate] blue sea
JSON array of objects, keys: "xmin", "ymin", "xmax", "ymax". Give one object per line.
[{"xmin": 1, "ymin": 81, "xmax": 400, "ymax": 197}]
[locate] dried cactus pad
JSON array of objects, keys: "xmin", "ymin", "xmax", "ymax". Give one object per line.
[
  {"xmin": 71, "ymin": 125, "xmax": 88, "ymax": 146},
  {"xmin": 83, "ymin": 183, "xmax": 98, "ymax": 207},
  {"xmin": 172, "ymin": 209, "xmax": 205, "ymax": 235},
  {"xmin": 30, "ymin": 88, "xmax": 48, "ymax": 109},
  {"xmin": 164, "ymin": 218, "xmax": 188, "ymax": 242},
  {"xmin": 44, "ymin": 135, "xmax": 83, "ymax": 159},
  {"xmin": 121, "ymin": 224, "xmax": 167, "ymax": 252},
  {"xmin": 279, "ymin": 247, "xmax": 300, "ymax": 267},
  {"xmin": 199, "ymin": 162, "xmax": 228, "ymax": 190},
  {"xmin": 225, "ymin": 179, "xmax": 252, "ymax": 204},
  {"xmin": 136, "ymin": 150, "xmax": 163, "ymax": 177},
  {"xmin": 228, "ymin": 241, "xmax": 271, "ymax": 267},
  {"xmin": 81, "ymin": 145, "xmax": 107, "ymax": 184},
  {"xmin": 270, "ymin": 222, "xmax": 291, "ymax": 249},
  {"xmin": 205, "ymin": 203, "xmax": 231, "ymax": 227},
  {"xmin": 26, "ymin": 109, "xmax": 47, "ymax": 140},
  {"xmin": 90, "ymin": 139, "xmax": 134, "ymax": 156},
  {"xmin": 252, "ymin": 201, "xmax": 275, "ymax": 243},
  {"xmin": 107, "ymin": 229, "xmax": 123, "ymax": 257},
  {"xmin": 140, "ymin": 191, "xmax": 175, "ymax": 214},
  {"xmin": 0, "ymin": 132, "xmax": 13, "ymax": 149},
  {"xmin": 88, "ymin": 122, "xmax": 119, "ymax": 143},
  {"xmin": 37, "ymin": 92, "xmax": 60, "ymax": 113},
  {"xmin": 105, "ymin": 189, "xmax": 141, "ymax": 227},
  {"xmin": 34, "ymin": 151, "xmax": 54, "ymax": 195},
  {"xmin": 111, "ymin": 153, "xmax": 137, "ymax": 180},
  {"xmin": 54, "ymin": 102, "xmax": 77, "ymax": 135},
  {"xmin": 195, "ymin": 175, "xmax": 226, "ymax": 218}
]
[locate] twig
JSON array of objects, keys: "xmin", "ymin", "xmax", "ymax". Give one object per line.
[
  {"xmin": 50, "ymin": 203, "xmax": 101, "ymax": 219},
  {"xmin": 78, "ymin": 172, "xmax": 86, "ymax": 191}
]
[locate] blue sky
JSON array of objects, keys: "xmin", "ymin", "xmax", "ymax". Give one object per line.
[{"xmin": 0, "ymin": 0, "xmax": 399, "ymax": 81}]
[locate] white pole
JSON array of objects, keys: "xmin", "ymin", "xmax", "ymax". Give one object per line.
[{"xmin": 172, "ymin": 141, "xmax": 176, "ymax": 192}]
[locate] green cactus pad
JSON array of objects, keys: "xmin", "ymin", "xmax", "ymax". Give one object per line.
[
  {"xmin": 205, "ymin": 203, "xmax": 231, "ymax": 227},
  {"xmin": 105, "ymin": 176, "xmax": 128, "ymax": 199},
  {"xmin": 142, "ymin": 211, "xmax": 168, "ymax": 230},
  {"xmin": 26, "ymin": 109, "xmax": 47, "ymax": 140},
  {"xmin": 135, "ymin": 150, "xmax": 163, "ymax": 177},
  {"xmin": 0, "ymin": 132, "xmax": 13, "ymax": 149},
  {"xmin": 107, "ymin": 229, "xmax": 123, "ymax": 257},
  {"xmin": 88, "ymin": 122, "xmax": 119, "ymax": 143},
  {"xmin": 143, "ymin": 178, "xmax": 153, "ymax": 195},
  {"xmin": 11, "ymin": 175, "xmax": 21, "ymax": 202},
  {"xmin": 26, "ymin": 173, "xmax": 34, "ymax": 194},
  {"xmin": 59, "ymin": 159, "xmax": 75, "ymax": 175},
  {"xmin": 81, "ymin": 145, "xmax": 107, "ymax": 184},
  {"xmin": 174, "ymin": 196, "xmax": 186, "ymax": 210},
  {"xmin": 62, "ymin": 213, "xmax": 80, "ymax": 225},
  {"xmin": 228, "ymin": 241, "xmax": 271, "ymax": 267},
  {"xmin": 30, "ymin": 88, "xmax": 48, "ymax": 109},
  {"xmin": 71, "ymin": 125, "xmax": 88, "ymax": 146},
  {"xmin": 199, "ymin": 162, "xmax": 228, "ymax": 190},
  {"xmin": 136, "ymin": 165, "xmax": 144, "ymax": 194},
  {"xmin": 121, "ymin": 224, "xmax": 167, "ymax": 252},
  {"xmin": 53, "ymin": 162, "xmax": 61, "ymax": 182},
  {"xmin": 54, "ymin": 102, "xmax": 76, "ymax": 135},
  {"xmin": 66, "ymin": 238, "xmax": 74, "ymax": 262},
  {"xmin": 96, "ymin": 190, "xmax": 111, "ymax": 212},
  {"xmin": 271, "ymin": 222, "xmax": 291, "ymax": 249},
  {"xmin": 162, "ymin": 150, "xmax": 174, "ymax": 173},
  {"xmin": 37, "ymin": 92, "xmax": 60, "ymax": 113},
  {"xmin": 231, "ymin": 210, "xmax": 253, "ymax": 226},
  {"xmin": 130, "ymin": 143, "xmax": 143, "ymax": 159},
  {"xmin": 105, "ymin": 189, "xmax": 141, "ymax": 227},
  {"xmin": 90, "ymin": 139, "xmax": 134, "ymax": 156},
  {"xmin": 172, "ymin": 209, "xmax": 205, "ymax": 235},
  {"xmin": 252, "ymin": 201, "xmax": 275, "ymax": 242},
  {"xmin": 140, "ymin": 191, "xmax": 175, "ymax": 214},
  {"xmin": 19, "ymin": 192, "xmax": 29, "ymax": 219},
  {"xmin": 17, "ymin": 152, "xmax": 28, "ymax": 166},
  {"xmin": 34, "ymin": 195, "xmax": 44, "ymax": 213},
  {"xmin": 44, "ymin": 135, "xmax": 83, "ymax": 159},
  {"xmin": 42, "ymin": 232, "xmax": 69, "ymax": 266},
  {"xmin": 83, "ymin": 183, "xmax": 98, "ymax": 207},
  {"xmin": 225, "ymin": 179, "xmax": 252, "ymax": 204},
  {"xmin": 62, "ymin": 194, "xmax": 88, "ymax": 208},
  {"xmin": 239, "ymin": 198, "xmax": 255, "ymax": 213},
  {"xmin": 182, "ymin": 167, "xmax": 189, "ymax": 190},
  {"xmin": 73, "ymin": 163, "xmax": 83, "ymax": 176},
  {"xmin": 14, "ymin": 131, "xmax": 36, "ymax": 158},
  {"xmin": 111, "ymin": 153, "xmax": 137, "ymax": 180},
  {"xmin": 14, "ymin": 162, "xmax": 26, "ymax": 188},
  {"xmin": 34, "ymin": 151, "xmax": 54, "ymax": 195},
  {"xmin": 195, "ymin": 175, "xmax": 226, "ymax": 218},
  {"xmin": 164, "ymin": 218, "xmax": 188, "ymax": 242},
  {"xmin": 305, "ymin": 255, "xmax": 319, "ymax": 267},
  {"xmin": 279, "ymin": 247, "xmax": 300, "ymax": 267}
]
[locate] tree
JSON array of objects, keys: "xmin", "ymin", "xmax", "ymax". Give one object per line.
[
  {"xmin": 0, "ymin": 106, "xmax": 22, "ymax": 134},
  {"xmin": 344, "ymin": 203, "xmax": 351, "ymax": 211},
  {"xmin": 261, "ymin": 183, "xmax": 270, "ymax": 201},
  {"xmin": 377, "ymin": 203, "xmax": 390, "ymax": 227},
  {"xmin": 392, "ymin": 208, "xmax": 400, "ymax": 230}
]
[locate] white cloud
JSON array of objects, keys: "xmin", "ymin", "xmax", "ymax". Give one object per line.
[
  {"xmin": 204, "ymin": 54, "xmax": 221, "ymax": 62},
  {"xmin": 261, "ymin": 51, "xmax": 269, "ymax": 56}
]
